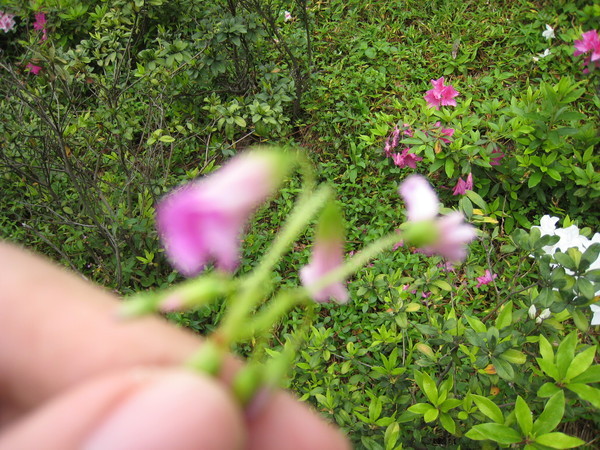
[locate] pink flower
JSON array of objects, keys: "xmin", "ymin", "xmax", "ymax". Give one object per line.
[
  {"xmin": 490, "ymin": 148, "xmax": 504, "ymax": 166},
  {"xmin": 384, "ymin": 126, "xmax": 401, "ymax": 156},
  {"xmin": 26, "ymin": 63, "xmax": 42, "ymax": 75},
  {"xmin": 574, "ymin": 30, "xmax": 600, "ymax": 72},
  {"xmin": 300, "ymin": 205, "xmax": 349, "ymax": 304},
  {"xmin": 574, "ymin": 30, "xmax": 600, "ymax": 60},
  {"xmin": 392, "ymin": 148, "xmax": 423, "ymax": 169},
  {"xmin": 156, "ymin": 149, "xmax": 289, "ymax": 276},
  {"xmin": 33, "ymin": 12, "xmax": 46, "ymax": 30},
  {"xmin": 475, "ymin": 269, "xmax": 497, "ymax": 288},
  {"xmin": 399, "ymin": 175, "xmax": 476, "ymax": 263},
  {"xmin": 0, "ymin": 12, "xmax": 16, "ymax": 32},
  {"xmin": 452, "ymin": 173, "xmax": 473, "ymax": 195},
  {"xmin": 424, "ymin": 77, "xmax": 459, "ymax": 109}
]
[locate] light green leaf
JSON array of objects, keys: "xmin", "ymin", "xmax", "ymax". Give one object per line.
[
  {"xmin": 466, "ymin": 423, "xmax": 522, "ymax": 444},
  {"xmin": 515, "ymin": 396, "xmax": 533, "ymax": 437},
  {"xmin": 571, "ymin": 365, "xmax": 600, "ymax": 384},
  {"xmin": 439, "ymin": 412, "xmax": 456, "ymax": 434},
  {"xmin": 158, "ymin": 135, "xmax": 175, "ymax": 143},
  {"xmin": 533, "ymin": 391, "xmax": 564, "ymax": 436},
  {"xmin": 566, "ymin": 383, "xmax": 600, "ymax": 408},
  {"xmin": 471, "ymin": 394, "xmax": 504, "ymax": 424},
  {"xmin": 495, "ymin": 301, "xmax": 513, "ymax": 329},
  {"xmin": 423, "ymin": 407, "xmax": 439, "ymax": 423},
  {"xmin": 535, "ymin": 432, "xmax": 585, "ymax": 449},
  {"xmin": 556, "ymin": 332, "xmax": 577, "ymax": 380},
  {"xmin": 537, "ymin": 382, "xmax": 561, "ymax": 398},
  {"xmin": 408, "ymin": 403, "xmax": 433, "ymax": 415},
  {"xmin": 565, "ymin": 346, "xmax": 596, "ymax": 381},
  {"xmin": 499, "ymin": 349, "xmax": 526, "ymax": 365}
]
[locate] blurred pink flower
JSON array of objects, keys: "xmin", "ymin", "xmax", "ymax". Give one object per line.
[
  {"xmin": 0, "ymin": 12, "xmax": 16, "ymax": 32},
  {"xmin": 33, "ymin": 12, "xmax": 46, "ymax": 30},
  {"xmin": 574, "ymin": 30, "xmax": 600, "ymax": 72},
  {"xmin": 300, "ymin": 234, "xmax": 348, "ymax": 304},
  {"xmin": 399, "ymin": 175, "xmax": 476, "ymax": 263},
  {"xmin": 26, "ymin": 63, "xmax": 42, "ymax": 75},
  {"xmin": 300, "ymin": 204, "xmax": 348, "ymax": 304},
  {"xmin": 424, "ymin": 77, "xmax": 459, "ymax": 109},
  {"xmin": 392, "ymin": 148, "xmax": 423, "ymax": 169},
  {"xmin": 156, "ymin": 150, "xmax": 288, "ymax": 276},
  {"xmin": 475, "ymin": 269, "xmax": 497, "ymax": 288},
  {"xmin": 490, "ymin": 148, "xmax": 504, "ymax": 166}
]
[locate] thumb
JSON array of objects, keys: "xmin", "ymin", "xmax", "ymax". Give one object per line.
[{"xmin": 0, "ymin": 369, "xmax": 246, "ymax": 450}]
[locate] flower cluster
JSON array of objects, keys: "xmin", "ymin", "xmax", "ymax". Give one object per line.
[
  {"xmin": 424, "ymin": 77, "xmax": 459, "ymax": 109},
  {"xmin": 33, "ymin": 12, "xmax": 48, "ymax": 41},
  {"xmin": 475, "ymin": 269, "xmax": 497, "ymax": 288},
  {"xmin": 574, "ymin": 29, "xmax": 600, "ymax": 73},
  {"xmin": 0, "ymin": 11, "xmax": 15, "ymax": 32}
]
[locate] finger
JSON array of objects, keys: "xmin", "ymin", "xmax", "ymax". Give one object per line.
[
  {"xmin": 0, "ymin": 242, "xmax": 350, "ymax": 449},
  {"xmin": 0, "ymin": 368, "xmax": 245, "ymax": 450}
]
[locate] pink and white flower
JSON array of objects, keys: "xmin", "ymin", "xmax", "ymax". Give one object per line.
[
  {"xmin": 156, "ymin": 149, "xmax": 289, "ymax": 276},
  {"xmin": 424, "ymin": 77, "xmax": 459, "ymax": 109}
]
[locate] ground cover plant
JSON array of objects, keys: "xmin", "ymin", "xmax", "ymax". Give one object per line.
[{"xmin": 1, "ymin": 0, "xmax": 599, "ymax": 448}]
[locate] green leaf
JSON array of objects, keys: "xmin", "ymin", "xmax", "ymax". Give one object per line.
[
  {"xmin": 515, "ymin": 396, "xmax": 533, "ymax": 437},
  {"xmin": 445, "ymin": 158, "xmax": 455, "ymax": 178},
  {"xmin": 535, "ymin": 432, "xmax": 585, "ymax": 449},
  {"xmin": 565, "ymin": 346, "xmax": 596, "ymax": 381},
  {"xmin": 556, "ymin": 332, "xmax": 577, "ymax": 380},
  {"xmin": 533, "ymin": 391, "xmax": 564, "ymax": 436},
  {"xmin": 566, "ymin": 383, "xmax": 600, "ymax": 408},
  {"xmin": 440, "ymin": 398, "xmax": 462, "ymax": 412},
  {"xmin": 495, "ymin": 301, "xmax": 513, "ymax": 329},
  {"xmin": 421, "ymin": 372, "xmax": 439, "ymax": 405},
  {"xmin": 539, "ymin": 335, "xmax": 555, "ymax": 363},
  {"xmin": 466, "ymin": 423, "xmax": 522, "ymax": 444},
  {"xmin": 465, "ymin": 190, "xmax": 487, "ymax": 209},
  {"xmin": 384, "ymin": 422, "xmax": 400, "ymax": 450},
  {"xmin": 571, "ymin": 365, "xmax": 600, "ymax": 384},
  {"xmin": 439, "ymin": 412, "xmax": 456, "ymax": 434},
  {"xmin": 528, "ymin": 171, "xmax": 542, "ymax": 188},
  {"xmin": 424, "ymin": 406, "xmax": 439, "ymax": 423},
  {"xmin": 158, "ymin": 135, "xmax": 175, "ymax": 143},
  {"xmin": 471, "ymin": 394, "xmax": 504, "ymax": 424},
  {"xmin": 492, "ymin": 357, "xmax": 515, "ymax": 380},
  {"xmin": 408, "ymin": 403, "xmax": 434, "ymax": 415},
  {"xmin": 499, "ymin": 349, "xmax": 526, "ymax": 365},
  {"xmin": 553, "ymin": 251, "xmax": 577, "ymax": 271},
  {"xmin": 537, "ymin": 382, "xmax": 561, "ymax": 398}
]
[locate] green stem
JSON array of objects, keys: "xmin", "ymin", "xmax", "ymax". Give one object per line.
[{"xmin": 220, "ymin": 184, "xmax": 332, "ymax": 342}]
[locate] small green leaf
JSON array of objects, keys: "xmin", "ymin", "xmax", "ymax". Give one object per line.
[
  {"xmin": 471, "ymin": 394, "xmax": 504, "ymax": 424},
  {"xmin": 537, "ymin": 382, "xmax": 561, "ymax": 398},
  {"xmin": 495, "ymin": 301, "xmax": 513, "ymax": 329},
  {"xmin": 423, "ymin": 407, "xmax": 439, "ymax": 423},
  {"xmin": 499, "ymin": 349, "xmax": 526, "ymax": 365},
  {"xmin": 535, "ymin": 432, "xmax": 585, "ymax": 449},
  {"xmin": 158, "ymin": 135, "xmax": 175, "ymax": 143},
  {"xmin": 533, "ymin": 391, "xmax": 564, "ymax": 436},
  {"xmin": 408, "ymin": 403, "xmax": 433, "ymax": 415},
  {"xmin": 466, "ymin": 423, "xmax": 522, "ymax": 444},
  {"xmin": 492, "ymin": 357, "xmax": 514, "ymax": 380},
  {"xmin": 421, "ymin": 372, "xmax": 439, "ymax": 405}
]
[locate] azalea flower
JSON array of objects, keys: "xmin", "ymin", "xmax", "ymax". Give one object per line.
[
  {"xmin": 384, "ymin": 126, "xmax": 401, "ymax": 156},
  {"xmin": 284, "ymin": 11, "xmax": 292, "ymax": 21},
  {"xmin": 0, "ymin": 12, "xmax": 16, "ymax": 32},
  {"xmin": 156, "ymin": 149, "xmax": 289, "ymax": 276},
  {"xmin": 399, "ymin": 175, "xmax": 476, "ymax": 262},
  {"xmin": 542, "ymin": 24, "xmax": 555, "ymax": 40},
  {"xmin": 424, "ymin": 77, "xmax": 459, "ymax": 109},
  {"xmin": 475, "ymin": 269, "xmax": 497, "ymax": 288},
  {"xmin": 300, "ymin": 204, "xmax": 348, "ymax": 304},
  {"xmin": 452, "ymin": 173, "xmax": 473, "ymax": 195},
  {"xmin": 433, "ymin": 122, "xmax": 454, "ymax": 144},
  {"xmin": 26, "ymin": 63, "xmax": 42, "ymax": 75},
  {"xmin": 392, "ymin": 148, "xmax": 423, "ymax": 169}
]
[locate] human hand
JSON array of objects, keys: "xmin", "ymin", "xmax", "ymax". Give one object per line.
[{"xmin": 0, "ymin": 242, "xmax": 350, "ymax": 449}]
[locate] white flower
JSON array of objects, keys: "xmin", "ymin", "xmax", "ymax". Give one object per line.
[
  {"xmin": 542, "ymin": 24, "xmax": 555, "ymax": 40},
  {"xmin": 533, "ymin": 49, "xmax": 551, "ymax": 61},
  {"xmin": 591, "ymin": 304, "xmax": 600, "ymax": 326},
  {"xmin": 528, "ymin": 304, "xmax": 537, "ymax": 320},
  {"xmin": 284, "ymin": 11, "xmax": 292, "ymax": 22}
]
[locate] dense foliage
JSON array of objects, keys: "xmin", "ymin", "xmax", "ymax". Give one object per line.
[{"xmin": 1, "ymin": 0, "xmax": 599, "ymax": 448}]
